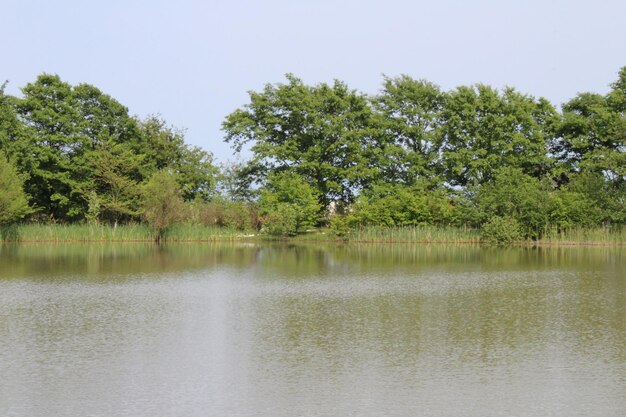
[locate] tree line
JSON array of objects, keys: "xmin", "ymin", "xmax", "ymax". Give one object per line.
[{"xmin": 1, "ymin": 69, "xmax": 625, "ymax": 240}]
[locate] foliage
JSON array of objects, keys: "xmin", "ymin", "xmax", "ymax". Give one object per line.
[
  {"xmin": 461, "ymin": 167, "xmax": 554, "ymax": 238},
  {"xmin": 138, "ymin": 116, "xmax": 217, "ymax": 201},
  {"xmin": 553, "ymin": 172, "xmax": 625, "ymax": 226},
  {"xmin": 14, "ymin": 74, "xmax": 141, "ymax": 220},
  {"xmin": 220, "ymin": 200, "xmax": 259, "ymax": 230},
  {"xmin": 223, "ymin": 74, "xmax": 379, "ymax": 210},
  {"xmin": 372, "ymin": 75, "xmax": 444, "ymax": 184},
  {"xmin": 2, "ymin": 68, "xmax": 626, "ymax": 242},
  {"xmin": 216, "ymin": 160, "xmax": 258, "ymax": 202},
  {"xmin": 350, "ymin": 181, "xmax": 456, "ymax": 227},
  {"xmin": 142, "ymin": 170, "xmax": 184, "ymax": 240},
  {"xmin": 262, "ymin": 203, "xmax": 300, "ymax": 237},
  {"xmin": 554, "ymin": 68, "xmax": 626, "ymax": 186},
  {"xmin": 0, "ymin": 82, "xmax": 33, "ymax": 164},
  {"xmin": 81, "ymin": 140, "xmax": 144, "ymax": 223},
  {"xmin": 0, "ymin": 152, "xmax": 32, "ymax": 225},
  {"xmin": 2, "ymin": 75, "xmax": 217, "ymax": 222},
  {"xmin": 439, "ymin": 85, "xmax": 558, "ymax": 186},
  {"xmin": 258, "ymin": 172, "xmax": 321, "ymax": 235},
  {"xmin": 328, "ymin": 214, "xmax": 351, "ymax": 238},
  {"xmin": 480, "ymin": 216, "xmax": 523, "ymax": 244}
]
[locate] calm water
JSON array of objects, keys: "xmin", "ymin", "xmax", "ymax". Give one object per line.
[{"xmin": 0, "ymin": 243, "xmax": 625, "ymax": 417}]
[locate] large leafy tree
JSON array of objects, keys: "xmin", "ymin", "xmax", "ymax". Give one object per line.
[
  {"xmin": 439, "ymin": 85, "xmax": 558, "ymax": 187},
  {"xmin": 10, "ymin": 75, "xmax": 217, "ymax": 222},
  {"xmin": 14, "ymin": 74, "xmax": 142, "ymax": 220},
  {"xmin": 555, "ymin": 66, "xmax": 626, "ymax": 186},
  {"xmin": 552, "ymin": 171, "xmax": 624, "ymax": 227},
  {"xmin": 372, "ymin": 75, "xmax": 445, "ymax": 185},
  {"xmin": 0, "ymin": 82, "xmax": 33, "ymax": 163},
  {"xmin": 0, "ymin": 151, "xmax": 31, "ymax": 225},
  {"xmin": 82, "ymin": 140, "xmax": 145, "ymax": 223},
  {"xmin": 223, "ymin": 74, "xmax": 379, "ymax": 211},
  {"xmin": 138, "ymin": 115, "xmax": 217, "ymax": 201},
  {"xmin": 17, "ymin": 74, "xmax": 81, "ymax": 219},
  {"xmin": 551, "ymin": 67, "xmax": 626, "ymax": 226}
]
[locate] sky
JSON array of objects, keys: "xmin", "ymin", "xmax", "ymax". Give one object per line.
[{"xmin": 3, "ymin": 0, "xmax": 625, "ymax": 163}]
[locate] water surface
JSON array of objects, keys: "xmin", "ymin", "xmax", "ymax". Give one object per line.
[{"xmin": 1, "ymin": 243, "xmax": 625, "ymax": 416}]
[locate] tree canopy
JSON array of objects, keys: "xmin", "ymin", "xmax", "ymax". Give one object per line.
[
  {"xmin": 223, "ymin": 74, "xmax": 380, "ymax": 211},
  {"xmin": 1, "ymin": 68, "xmax": 624, "ymax": 240},
  {"xmin": 1, "ymin": 74, "xmax": 217, "ymax": 224},
  {"xmin": 222, "ymin": 67, "xmax": 625, "ymax": 237}
]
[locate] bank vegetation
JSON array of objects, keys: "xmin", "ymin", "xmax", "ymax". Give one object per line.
[{"xmin": 1, "ymin": 68, "xmax": 624, "ymax": 245}]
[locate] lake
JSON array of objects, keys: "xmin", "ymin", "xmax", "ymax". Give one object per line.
[{"xmin": 0, "ymin": 243, "xmax": 625, "ymax": 417}]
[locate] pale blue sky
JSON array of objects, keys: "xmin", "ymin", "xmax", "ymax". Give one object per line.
[{"xmin": 3, "ymin": 0, "xmax": 625, "ymax": 162}]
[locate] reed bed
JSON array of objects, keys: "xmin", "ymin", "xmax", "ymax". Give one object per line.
[
  {"xmin": 346, "ymin": 225, "xmax": 481, "ymax": 244},
  {"xmin": 162, "ymin": 224, "xmax": 254, "ymax": 241},
  {"xmin": 6, "ymin": 223, "xmax": 154, "ymax": 242},
  {"xmin": 2, "ymin": 223, "xmax": 625, "ymax": 246},
  {"xmin": 1, "ymin": 223, "xmax": 253, "ymax": 243},
  {"xmin": 537, "ymin": 225, "xmax": 626, "ymax": 246}
]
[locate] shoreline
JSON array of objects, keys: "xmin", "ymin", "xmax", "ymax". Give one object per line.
[
  {"xmin": 2, "ymin": 237, "xmax": 625, "ymax": 247},
  {"xmin": 2, "ymin": 223, "xmax": 624, "ymax": 247}
]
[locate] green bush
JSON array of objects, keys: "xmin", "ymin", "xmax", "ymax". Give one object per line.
[
  {"xmin": 329, "ymin": 214, "xmax": 350, "ymax": 238},
  {"xmin": 350, "ymin": 182, "xmax": 456, "ymax": 227},
  {"xmin": 262, "ymin": 203, "xmax": 298, "ymax": 236},
  {"xmin": 461, "ymin": 167, "xmax": 554, "ymax": 239},
  {"xmin": 481, "ymin": 215, "xmax": 522, "ymax": 244},
  {"xmin": 258, "ymin": 172, "xmax": 321, "ymax": 235},
  {"xmin": 142, "ymin": 170, "xmax": 184, "ymax": 241},
  {"xmin": 180, "ymin": 198, "xmax": 259, "ymax": 231},
  {"xmin": 0, "ymin": 152, "xmax": 32, "ymax": 225}
]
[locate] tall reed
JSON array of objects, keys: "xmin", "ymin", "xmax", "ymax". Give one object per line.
[
  {"xmin": 346, "ymin": 225, "xmax": 481, "ymax": 243},
  {"xmin": 162, "ymin": 224, "xmax": 255, "ymax": 241},
  {"xmin": 538, "ymin": 225, "xmax": 626, "ymax": 245},
  {"xmin": 8, "ymin": 223, "xmax": 154, "ymax": 242}
]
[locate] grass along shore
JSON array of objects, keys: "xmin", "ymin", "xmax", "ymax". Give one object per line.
[
  {"xmin": 0, "ymin": 223, "xmax": 247, "ymax": 243},
  {"xmin": 1, "ymin": 223, "xmax": 625, "ymax": 246}
]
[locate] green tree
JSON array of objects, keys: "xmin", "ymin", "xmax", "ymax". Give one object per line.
[
  {"xmin": 11, "ymin": 75, "xmax": 216, "ymax": 221},
  {"xmin": 0, "ymin": 151, "xmax": 31, "ymax": 225},
  {"xmin": 223, "ymin": 74, "xmax": 379, "ymax": 212},
  {"xmin": 555, "ymin": 67, "xmax": 626, "ymax": 187},
  {"xmin": 552, "ymin": 172, "xmax": 624, "ymax": 227},
  {"xmin": 15, "ymin": 74, "xmax": 142, "ymax": 220},
  {"xmin": 461, "ymin": 167, "xmax": 554, "ymax": 238},
  {"xmin": 13, "ymin": 74, "xmax": 78, "ymax": 219},
  {"xmin": 0, "ymin": 82, "xmax": 33, "ymax": 164},
  {"xmin": 480, "ymin": 215, "xmax": 523, "ymax": 244},
  {"xmin": 81, "ymin": 140, "xmax": 145, "ymax": 223},
  {"xmin": 138, "ymin": 115, "xmax": 217, "ymax": 201},
  {"xmin": 439, "ymin": 85, "xmax": 558, "ymax": 187},
  {"xmin": 372, "ymin": 75, "xmax": 445, "ymax": 184},
  {"xmin": 258, "ymin": 172, "xmax": 321, "ymax": 236},
  {"xmin": 217, "ymin": 160, "xmax": 258, "ymax": 202},
  {"xmin": 142, "ymin": 170, "xmax": 184, "ymax": 241}
]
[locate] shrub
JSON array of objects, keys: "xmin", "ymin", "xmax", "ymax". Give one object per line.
[
  {"xmin": 142, "ymin": 170, "xmax": 184, "ymax": 241},
  {"xmin": 329, "ymin": 214, "xmax": 350, "ymax": 239},
  {"xmin": 258, "ymin": 172, "xmax": 321, "ymax": 235},
  {"xmin": 481, "ymin": 215, "xmax": 522, "ymax": 244},
  {"xmin": 350, "ymin": 182, "xmax": 456, "ymax": 227},
  {"xmin": 0, "ymin": 152, "xmax": 31, "ymax": 225},
  {"xmin": 262, "ymin": 203, "xmax": 298, "ymax": 236}
]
